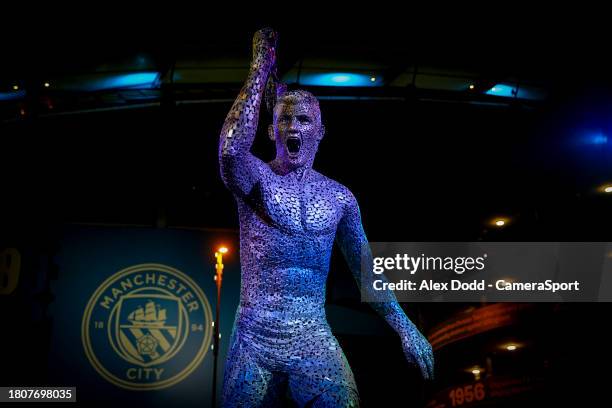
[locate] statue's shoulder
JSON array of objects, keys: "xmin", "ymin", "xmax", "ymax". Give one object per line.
[{"xmin": 310, "ymin": 170, "xmax": 357, "ymax": 207}]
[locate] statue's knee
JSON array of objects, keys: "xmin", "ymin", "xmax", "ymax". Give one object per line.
[{"xmin": 308, "ymin": 385, "xmax": 359, "ymax": 408}]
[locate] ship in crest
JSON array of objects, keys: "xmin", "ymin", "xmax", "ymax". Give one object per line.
[{"xmin": 127, "ymin": 300, "xmax": 167, "ymax": 328}]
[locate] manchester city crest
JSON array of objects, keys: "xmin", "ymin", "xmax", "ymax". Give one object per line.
[{"xmin": 82, "ymin": 264, "xmax": 212, "ymax": 390}]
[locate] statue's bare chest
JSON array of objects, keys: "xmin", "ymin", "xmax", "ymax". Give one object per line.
[{"xmin": 258, "ymin": 174, "xmax": 341, "ymax": 234}]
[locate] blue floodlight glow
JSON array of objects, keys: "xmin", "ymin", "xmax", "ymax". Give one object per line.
[
  {"xmin": 330, "ymin": 74, "xmax": 351, "ymax": 83},
  {"xmin": 582, "ymin": 131, "xmax": 608, "ymax": 146},
  {"xmin": 84, "ymin": 72, "xmax": 160, "ymax": 91},
  {"xmin": 484, "ymin": 83, "xmax": 547, "ymax": 100},
  {"xmin": 486, "ymin": 84, "xmax": 517, "ymax": 97},
  {"xmin": 569, "ymin": 128, "xmax": 610, "ymax": 154},
  {"xmin": 97, "ymin": 72, "xmax": 159, "ymax": 89},
  {"xmin": 0, "ymin": 90, "xmax": 26, "ymax": 101},
  {"xmin": 297, "ymin": 72, "xmax": 381, "ymax": 87}
]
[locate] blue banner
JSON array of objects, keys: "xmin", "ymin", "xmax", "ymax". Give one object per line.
[{"xmin": 48, "ymin": 225, "xmax": 240, "ymax": 407}]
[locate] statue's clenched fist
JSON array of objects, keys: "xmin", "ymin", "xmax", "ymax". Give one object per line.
[{"xmin": 252, "ymin": 27, "xmax": 277, "ymax": 69}]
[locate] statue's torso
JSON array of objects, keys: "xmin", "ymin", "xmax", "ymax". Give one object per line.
[
  {"xmin": 235, "ymin": 165, "xmax": 350, "ymax": 316},
  {"xmin": 260, "ymin": 168, "xmax": 342, "ymax": 234}
]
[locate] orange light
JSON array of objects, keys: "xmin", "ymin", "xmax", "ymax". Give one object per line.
[
  {"xmin": 489, "ymin": 216, "xmax": 510, "ymax": 228},
  {"xmin": 218, "ymin": 247, "xmax": 228, "ymax": 254},
  {"xmin": 594, "ymin": 183, "xmax": 612, "ymax": 194},
  {"xmin": 499, "ymin": 342, "xmax": 521, "ymax": 351},
  {"xmin": 469, "ymin": 84, "xmax": 475, "ymax": 89}
]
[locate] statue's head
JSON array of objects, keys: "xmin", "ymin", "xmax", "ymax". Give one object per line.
[{"xmin": 268, "ymin": 90, "xmax": 325, "ymax": 171}]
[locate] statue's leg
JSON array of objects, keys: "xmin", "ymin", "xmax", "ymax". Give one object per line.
[
  {"xmin": 222, "ymin": 329, "xmax": 287, "ymax": 407},
  {"xmin": 287, "ymin": 332, "xmax": 360, "ymax": 408},
  {"xmin": 308, "ymin": 385, "xmax": 359, "ymax": 408},
  {"xmin": 289, "ymin": 376, "xmax": 360, "ymax": 408}
]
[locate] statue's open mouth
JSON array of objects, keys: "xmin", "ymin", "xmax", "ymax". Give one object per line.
[{"xmin": 286, "ymin": 137, "xmax": 301, "ymax": 154}]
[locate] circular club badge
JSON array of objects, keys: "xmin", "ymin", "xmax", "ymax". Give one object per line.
[{"xmin": 82, "ymin": 263, "xmax": 212, "ymax": 390}]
